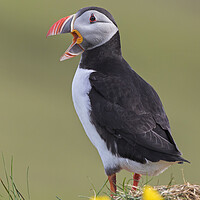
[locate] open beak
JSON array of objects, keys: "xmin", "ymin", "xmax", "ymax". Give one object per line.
[{"xmin": 46, "ymin": 14, "xmax": 84, "ymax": 61}]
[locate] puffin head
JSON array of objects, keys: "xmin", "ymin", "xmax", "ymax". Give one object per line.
[{"xmin": 47, "ymin": 7, "xmax": 119, "ymax": 61}]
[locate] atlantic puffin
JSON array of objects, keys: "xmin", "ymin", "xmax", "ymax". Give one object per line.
[{"xmin": 47, "ymin": 7, "xmax": 188, "ymax": 193}]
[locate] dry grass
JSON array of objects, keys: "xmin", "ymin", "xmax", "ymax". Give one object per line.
[
  {"xmin": 155, "ymin": 182, "xmax": 200, "ymax": 200},
  {"xmin": 120, "ymin": 182, "xmax": 200, "ymax": 200}
]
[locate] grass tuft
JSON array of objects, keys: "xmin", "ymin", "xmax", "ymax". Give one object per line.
[
  {"xmin": 0, "ymin": 155, "xmax": 30, "ymax": 200},
  {"xmin": 84, "ymin": 173, "xmax": 200, "ymax": 200},
  {"xmin": 119, "ymin": 182, "xmax": 200, "ymax": 200}
]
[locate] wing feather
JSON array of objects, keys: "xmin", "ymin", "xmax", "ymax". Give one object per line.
[{"xmin": 89, "ymin": 72, "xmax": 181, "ymax": 156}]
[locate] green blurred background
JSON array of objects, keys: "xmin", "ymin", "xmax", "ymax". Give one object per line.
[{"xmin": 0, "ymin": 0, "xmax": 200, "ymax": 199}]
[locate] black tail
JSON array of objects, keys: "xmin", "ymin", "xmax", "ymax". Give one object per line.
[{"xmin": 177, "ymin": 156, "xmax": 190, "ymax": 164}]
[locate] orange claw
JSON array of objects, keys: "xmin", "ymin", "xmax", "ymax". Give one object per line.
[
  {"xmin": 132, "ymin": 173, "xmax": 141, "ymax": 191},
  {"xmin": 108, "ymin": 174, "xmax": 116, "ymax": 196}
]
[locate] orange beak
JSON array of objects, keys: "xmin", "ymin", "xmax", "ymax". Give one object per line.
[{"xmin": 47, "ymin": 14, "xmax": 84, "ymax": 61}]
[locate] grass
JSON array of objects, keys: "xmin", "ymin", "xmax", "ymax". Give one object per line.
[
  {"xmin": 0, "ymin": 155, "xmax": 30, "ymax": 200},
  {"xmin": 1, "ymin": 157, "xmax": 199, "ymax": 200},
  {"xmin": 113, "ymin": 181, "xmax": 200, "ymax": 200},
  {"xmin": 83, "ymin": 172, "xmax": 200, "ymax": 200}
]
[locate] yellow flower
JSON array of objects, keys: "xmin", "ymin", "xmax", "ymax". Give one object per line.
[
  {"xmin": 90, "ymin": 196, "xmax": 111, "ymax": 200},
  {"xmin": 143, "ymin": 185, "xmax": 164, "ymax": 200}
]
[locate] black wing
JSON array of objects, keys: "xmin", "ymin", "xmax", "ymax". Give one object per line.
[{"xmin": 89, "ymin": 71, "xmax": 184, "ymax": 163}]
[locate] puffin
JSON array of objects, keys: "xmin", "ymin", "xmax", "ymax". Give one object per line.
[{"xmin": 47, "ymin": 7, "xmax": 189, "ymax": 193}]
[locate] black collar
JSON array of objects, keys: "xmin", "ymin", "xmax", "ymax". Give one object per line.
[{"xmin": 80, "ymin": 31, "xmax": 122, "ymax": 70}]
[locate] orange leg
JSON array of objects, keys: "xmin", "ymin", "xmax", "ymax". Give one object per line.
[
  {"xmin": 132, "ymin": 173, "xmax": 141, "ymax": 190},
  {"xmin": 108, "ymin": 174, "xmax": 116, "ymax": 195}
]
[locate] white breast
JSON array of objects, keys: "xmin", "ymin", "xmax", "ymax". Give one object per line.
[
  {"xmin": 72, "ymin": 66, "xmax": 124, "ymax": 172},
  {"xmin": 72, "ymin": 66, "xmax": 101, "ymax": 148},
  {"xmin": 71, "ymin": 66, "xmax": 173, "ymax": 176}
]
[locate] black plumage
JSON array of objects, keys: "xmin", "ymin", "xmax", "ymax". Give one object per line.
[{"xmin": 80, "ymin": 31, "xmax": 188, "ymax": 173}]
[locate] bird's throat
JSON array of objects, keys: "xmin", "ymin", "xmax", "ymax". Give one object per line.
[{"xmin": 80, "ymin": 31, "xmax": 122, "ymax": 69}]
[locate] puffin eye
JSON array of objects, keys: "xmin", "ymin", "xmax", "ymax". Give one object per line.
[{"xmin": 90, "ymin": 13, "xmax": 96, "ymax": 23}]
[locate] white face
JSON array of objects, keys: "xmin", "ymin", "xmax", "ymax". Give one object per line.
[{"xmin": 73, "ymin": 10, "xmax": 118, "ymax": 50}]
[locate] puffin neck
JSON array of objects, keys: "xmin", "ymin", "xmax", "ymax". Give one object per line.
[{"xmin": 80, "ymin": 31, "xmax": 122, "ymax": 69}]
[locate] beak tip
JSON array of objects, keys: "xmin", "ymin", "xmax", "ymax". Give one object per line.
[
  {"xmin": 46, "ymin": 33, "xmax": 50, "ymax": 39},
  {"xmin": 60, "ymin": 56, "xmax": 65, "ymax": 61},
  {"xmin": 60, "ymin": 54, "xmax": 72, "ymax": 61},
  {"xmin": 46, "ymin": 29, "xmax": 52, "ymax": 38}
]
